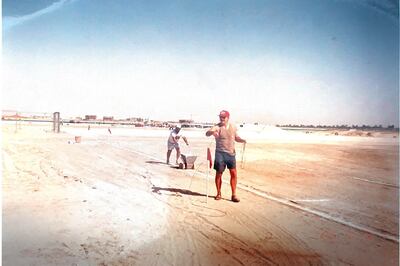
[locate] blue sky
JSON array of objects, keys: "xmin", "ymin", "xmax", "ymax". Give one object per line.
[{"xmin": 2, "ymin": 0, "xmax": 399, "ymax": 125}]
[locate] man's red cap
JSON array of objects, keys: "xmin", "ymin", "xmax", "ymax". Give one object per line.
[{"xmin": 219, "ymin": 110, "xmax": 230, "ymax": 118}]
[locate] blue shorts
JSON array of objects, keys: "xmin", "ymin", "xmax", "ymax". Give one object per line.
[{"xmin": 214, "ymin": 151, "xmax": 236, "ymax": 172}]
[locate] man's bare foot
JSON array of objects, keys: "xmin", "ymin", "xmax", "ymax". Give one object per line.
[{"xmin": 215, "ymin": 194, "xmax": 222, "ymax": 200}]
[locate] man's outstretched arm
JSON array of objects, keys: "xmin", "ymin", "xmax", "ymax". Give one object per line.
[
  {"xmin": 235, "ymin": 135, "xmax": 246, "ymax": 143},
  {"xmin": 206, "ymin": 126, "xmax": 219, "ymax": 137}
]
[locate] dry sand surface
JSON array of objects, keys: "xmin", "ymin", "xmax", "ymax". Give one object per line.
[{"xmin": 2, "ymin": 122, "xmax": 399, "ymax": 265}]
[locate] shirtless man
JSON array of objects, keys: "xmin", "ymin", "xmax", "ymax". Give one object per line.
[{"xmin": 167, "ymin": 124, "xmax": 189, "ymax": 165}]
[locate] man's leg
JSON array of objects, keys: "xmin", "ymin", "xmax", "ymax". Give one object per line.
[
  {"xmin": 215, "ymin": 171, "xmax": 223, "ymax": 200},
  {"xmin": 166, "ymin": 149, "xmax": 172, "ymax": 164},
  {"xmin": 228, "ymin": 168, "xmax": 237, "ymax": 196},
  {"xmin": 229, "ymin": 168, "xmax": 240, "ymax": 202},
  {"xmin": 215, "ymin": 172, "xmax": 223, "ymax": 200},
  {"xmin": 214, "ymin": 152, "xmax": 224, "ymax": 200},
  {"xmin": 175, "ymin": 147, "xmax": 181, "ymax": 164}
]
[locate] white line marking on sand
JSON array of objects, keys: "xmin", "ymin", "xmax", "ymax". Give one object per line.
[
  {"xmin": 290, "ymin": 199, "xmax": 331, "ymax": 202},
  {"xmin": 348, "ymin": 176, "xmax": 398, "ymax": 188}
]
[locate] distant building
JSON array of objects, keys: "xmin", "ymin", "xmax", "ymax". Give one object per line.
[
  {"xmin": 84, "ymin": 115, "xmax": 97, "ymax": 120},
  {"xmin": 2, "ymin": 114, "xmax": 28, "ymax": 120},
  {"xmin": 127, "ymin": 117, "xmax": 144, "ymax": 122},
  {"xmin": 134, "ymin": 122, "xmax": 144, "ymax": 127},
  {"xmin": 1, "ymin": 110, "xmax": 29, "ymax": 120},
  {"xmin": 103, "ymin": 116, "xmax": 114, "ymax": 121},
  {"xmin": 2, "ymin": 110, "xmax": 18, "ymax": 117},
  {"xmin": 179, "ymin": 119, "xmax": 194, "ymax": 124}
]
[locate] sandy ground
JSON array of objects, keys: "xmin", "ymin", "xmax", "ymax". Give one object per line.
[{"xmin": 2, "ymin": 123, "xmax": 399, "ymax": 265}]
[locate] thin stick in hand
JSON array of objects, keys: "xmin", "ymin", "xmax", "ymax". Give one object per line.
[{"xmin": 240, "ymin": 142, "xmax": 246, "ymax": 169}]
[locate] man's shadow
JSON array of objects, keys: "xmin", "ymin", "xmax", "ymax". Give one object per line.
[
  {"xmin": 152, "ymin": 186, "xmax": 207, "ymax": 197},
  {"xmin": 146, "ymin": 160, "xmax": 166, "ymax": 165},
  {"xmin": 146, "ymin": 161, "xmax": 209, "ymax": 198},
  {"xmin": 145, "ymin": 160, "xmax": 182, "ymax": 169}
]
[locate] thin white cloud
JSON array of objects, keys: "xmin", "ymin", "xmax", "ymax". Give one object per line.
[
  {"xmin": 365, "ymin": 0, "xmax": 398, "ymax": 19},
  {"xmin": 343, "ymin": 0, "xmax": 398, "ymax": 21},
  {"xmin": 3, "ymin": 0, "xmax": 77, "ymax": 31}
]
